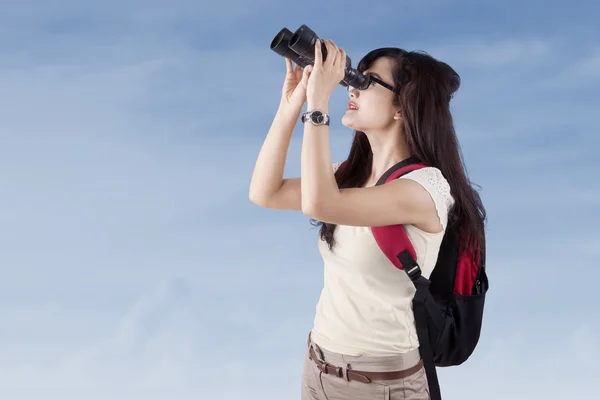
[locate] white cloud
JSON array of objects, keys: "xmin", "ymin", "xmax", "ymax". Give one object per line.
[
  {"xmin": 566, "ymin": 236, "xmax": 600, "ymax": 258},
  {"xmin": 388, "ymin": 36, "xmax": 592, "ymax": 143},
  {"xmin": 564, "ymin": 47, "xmax": 600, "ymax": 79},
  {"xmin": 569, "ymin": 323, "xmax": 598, "ymax": 363},
  {"xmin": 0, "ymin": 40, "xmax": 291, "ymax": 290},
  {"xmin": 431, "ymin": 37, "xmax": 553, "ymax": 68},
  {"xmin": 0, "ymin": 0, "xmax": 272, "ymax": 32},
  {"xmin": 0, "ymin": 279, "xmax": 198, "ymax": 389}
]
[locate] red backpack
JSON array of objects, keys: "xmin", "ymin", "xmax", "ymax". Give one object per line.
[{"xmin": 338, "ymin": 157, "xmax": 489, "ymax": 400}]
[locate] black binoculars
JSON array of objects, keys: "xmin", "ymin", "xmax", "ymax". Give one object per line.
[{"xmin": 270, "ymin": 24, "xmax": 367, "ymax": 90}]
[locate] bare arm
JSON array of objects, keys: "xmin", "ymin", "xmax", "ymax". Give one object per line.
[
  {"xmin": 248, "ymin": 101, "xmax": 303, "ymax": 210},
  {"xmin": 250, "ymin": 58, "xmax": 313, "ymax": 211}
]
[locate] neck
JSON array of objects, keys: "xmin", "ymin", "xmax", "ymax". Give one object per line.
[{"xmin": 363, "ymin": 126, "xmax": 412, "ymax": 183}]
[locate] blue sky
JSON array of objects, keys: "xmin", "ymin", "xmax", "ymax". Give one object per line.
[{"xmin": 1, "ymin": 1, "xmax": 599, "ymax": 399}]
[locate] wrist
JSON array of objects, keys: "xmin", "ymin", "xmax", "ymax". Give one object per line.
[
  {"xmin": 307, "ymin": 98, "xmax": 329, "ymax": 113},
  {"xmin": 278, "ymin": 100, "xmax": 303, "ymax": 117}
]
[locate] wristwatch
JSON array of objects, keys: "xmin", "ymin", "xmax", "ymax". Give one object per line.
[{"xmin": 301, "ymin": 110, "xmax": 330, "ymax": 126}]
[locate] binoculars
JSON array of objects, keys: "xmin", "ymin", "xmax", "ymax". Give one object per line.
[{"xmin": 270, "ymin": 24, "xmax": 367, "ymax": 90}]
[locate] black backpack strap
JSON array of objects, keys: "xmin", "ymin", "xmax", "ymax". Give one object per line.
[
  {"xmin": 398, "ymin": 250, "xmax": 442, "ymax": 400},
  {"xmin": 414, "ymin": 277, "xmax": 442, "ymax": 400}
]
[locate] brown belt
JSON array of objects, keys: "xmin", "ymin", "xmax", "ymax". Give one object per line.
[{"xmin": 307, "ymin": 341, "xmax": 423, "ymax": 384}]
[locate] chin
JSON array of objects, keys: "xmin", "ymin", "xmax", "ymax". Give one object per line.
[{"xmin": 341, "ymin": 113, "xmax": 357, "ymax": 130}]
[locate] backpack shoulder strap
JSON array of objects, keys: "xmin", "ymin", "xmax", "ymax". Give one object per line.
[
  {"xmin": 370, "ymin": 157, "xmax": 442, "ymax": 400},
  {"xmin": 369, "ymin": 156, "xmax": 428, "ymax": 277}
]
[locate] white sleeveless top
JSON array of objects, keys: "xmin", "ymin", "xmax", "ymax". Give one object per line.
[{"xmin": 309, "ymin": 162, "xmax": 455, "ymax": 356}]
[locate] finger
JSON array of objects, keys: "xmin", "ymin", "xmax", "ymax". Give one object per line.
[
  {"xmin": 339, "ymin": 49, "xmax": 346, "ymax": 75},
  {"xmin": 329, "ymin": 41, "xmax": 340, "ymax": 66},
  {"xmin": 302, "ymin": 64, "xmax": 312, "ymax": 86},
  {"xmin": 292, "ymin": 65, "xmax": 300, "ymax": 79},
  {"xmin": 323, "ymin": 40, "xmax": 334, "ymax": 67},
  {"xmin": 314, "ymin": 39, "xmax": 322, "ymax": 68},
  {"xmin": 285, "ymin": 58, "xmax": 292, "ymax": 74},
  {"xmin": 332, "ymin": 42, "xmax": 341, "ymax": 68},
  {"xmin": 334, "ymin": 46, "xmax": 342, "ymax": 67}
]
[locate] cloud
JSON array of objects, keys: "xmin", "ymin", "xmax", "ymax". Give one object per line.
[
  {"xmin": 569, "ymin": 323, "xmax": 598, "ymax": 362},
  {"xmin": 571, "ymin": 49, "xmax": 600, "ymax": 79},
  {"xmin": 417, "ymin": 36, "xmax": 600, "ymax": 144},
  {"xmin": 437, "ymin": 324, "xmax": 600, "ymax": 399},
  {"xmin": 0, "ymin": 0, "xmax": 272, "ymax": 31},
  {"xmin": 0, "ymin": 265, "xmax": 319, "ymax": 397},
  {"xmin": 429, "ymin": 37, "xmax": 553, "ymax": 68},
  {"xmin": 566, "ymin": 236, "xmax": 600, "ymax": 258},
  {"xmin": 0, "ymin": 38, "xmax": 286, "ymax": 289},
  {"xmin": 0, "ymin": 279, "xmax": 198, "ymax": 389}
]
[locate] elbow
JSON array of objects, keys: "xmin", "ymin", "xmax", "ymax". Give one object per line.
[
  {"xmin": 301, "ymin": 198, "xmax": 324, "ymax": 219},
  {"xmin": 249, "ymin": 191, "xmax": 268, "ymax": 208},
  {"xmin": 302, "ymin": 190, "xmax": 338, "ymax": 219}
]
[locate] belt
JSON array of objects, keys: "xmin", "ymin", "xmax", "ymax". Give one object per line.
[{"xmin": 307, "ymin": 339, "xmax": 424, "ymax": 384}]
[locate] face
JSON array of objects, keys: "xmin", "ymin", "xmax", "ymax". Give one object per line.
[{"xmin": 341, "ymin": 56, "xmax": 401, "ymax": 133}]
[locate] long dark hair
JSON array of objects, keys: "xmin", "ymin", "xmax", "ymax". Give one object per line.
[{"xmin": 311, "ymin": 48, "xmax": 486, "ymax": 261}]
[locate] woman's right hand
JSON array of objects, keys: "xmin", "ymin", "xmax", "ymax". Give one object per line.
[{"xmin": 281, "ymin": 58, "xmax": 312, "ymax": 109}]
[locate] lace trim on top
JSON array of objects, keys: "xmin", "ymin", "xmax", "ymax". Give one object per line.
[{"xmin": 400, "ymin": 167, "xmax": 454, "ymax": 230}]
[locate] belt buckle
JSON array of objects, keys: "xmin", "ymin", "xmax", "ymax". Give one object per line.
[{"xmin": 316, "ymin": 362, "xmax": 325, "ymax": 373}]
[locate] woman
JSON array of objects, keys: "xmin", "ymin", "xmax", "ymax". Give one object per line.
[{"xmin": 249, "ymin": 39, "xmax": 486, "ymax": 400}]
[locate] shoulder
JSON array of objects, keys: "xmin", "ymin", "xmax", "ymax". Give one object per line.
[{"xmin": 398, "ymin": 167, "xmax": 455, "ymax": 229}]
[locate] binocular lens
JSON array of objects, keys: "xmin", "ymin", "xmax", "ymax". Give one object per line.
[{"xmin": 270, "ymin": 27, "xmax": 312, "ymax": 68}]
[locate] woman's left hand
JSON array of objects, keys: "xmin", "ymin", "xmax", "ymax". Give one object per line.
[{"xmin": 306, "ymin": 39, "xmax": 346, "ymax": 106}]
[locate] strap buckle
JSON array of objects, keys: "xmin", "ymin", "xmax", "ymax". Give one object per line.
[
  {"xmin": 405, "ymin": 264, "xmax": 422, "ymax": 281},
  {"xmin": 397, "ymin": 250, "xmax": 422, "ymax": 281}
]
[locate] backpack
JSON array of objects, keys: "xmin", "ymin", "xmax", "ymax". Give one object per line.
[{"xmin": 337, "ymin": 156, "xmax": 489, "ymax": 400}]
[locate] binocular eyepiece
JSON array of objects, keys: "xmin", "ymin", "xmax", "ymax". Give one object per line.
[{"xmin": 270, "ymin": 24, "xmax": 367, "ymax": 90}]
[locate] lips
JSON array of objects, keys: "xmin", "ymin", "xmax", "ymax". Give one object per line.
[{"xmin": 347, "ymin": 101, "xmax": 359, "ymax": 111}]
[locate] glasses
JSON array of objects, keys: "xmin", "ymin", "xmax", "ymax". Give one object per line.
[{"xmin": 346, "ymin": 74, "xmax": 401, "ymax": 94}]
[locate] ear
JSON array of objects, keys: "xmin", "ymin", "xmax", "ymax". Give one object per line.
[{"xmin": 393, "ymin": 109, "xmax": 403, "ymax": 120}]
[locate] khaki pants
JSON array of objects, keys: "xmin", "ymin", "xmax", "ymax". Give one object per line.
[{"xmin": 302, "ymin": 333, "xmax": 430, "ymax": 400}]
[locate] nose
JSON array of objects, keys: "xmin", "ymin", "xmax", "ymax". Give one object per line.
[{"xmin": 348, "ymin": 86, "xmax": 359, "ymax": 99}]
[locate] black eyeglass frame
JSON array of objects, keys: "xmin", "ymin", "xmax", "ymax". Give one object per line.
[{"xmin": 346, "ymin": 74, "xmax": 401, "ymax": 94}]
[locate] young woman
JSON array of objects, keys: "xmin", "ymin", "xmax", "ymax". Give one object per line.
[{"xmin": 249, "ymin": 39, "xmax": 486, "ymax": 400}]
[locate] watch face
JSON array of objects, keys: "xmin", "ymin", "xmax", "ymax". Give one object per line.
[{"xmin": 311, "ymin": 111, "xmax": 324, "ymax": 123}]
